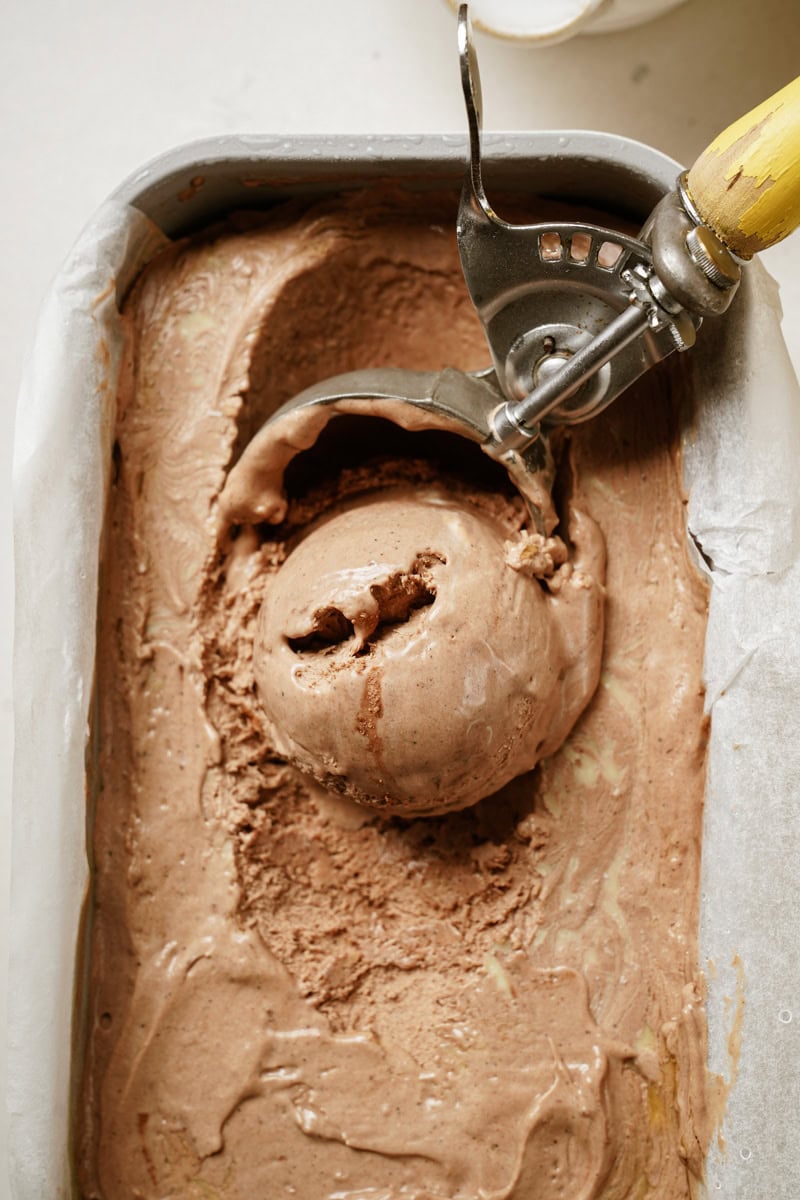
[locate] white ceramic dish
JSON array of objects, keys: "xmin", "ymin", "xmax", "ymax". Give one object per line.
[{"xmin": 447, "ymin": 0, "xmax": 689, "ymax": 44}]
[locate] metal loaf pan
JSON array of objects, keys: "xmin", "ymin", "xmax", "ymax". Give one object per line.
[
  {"xmin": 17, "ymin": 132, "xmax": 775, "ymax": 1200},
  {"xmin": 111, "ymin": 132, "xmax": 677, "ymax": 234}
]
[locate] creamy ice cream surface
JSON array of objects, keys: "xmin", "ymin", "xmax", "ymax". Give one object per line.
[
  {"xmin": 254, "ymin": 484, "xmax": 604, "ymax": 814},
  {"xmin": 78, "ymin": 191, "xmax": 712, "ymax": 1199}
]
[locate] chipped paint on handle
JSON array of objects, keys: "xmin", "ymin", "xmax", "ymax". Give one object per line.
[{"xmin": 686, "ymin": 76, "xmax": 800, "ymax": 258}]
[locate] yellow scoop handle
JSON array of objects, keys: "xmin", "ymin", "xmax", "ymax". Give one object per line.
[{"xmin": 686, "ymin": 75, "xmax": 800, "ymax": 259}]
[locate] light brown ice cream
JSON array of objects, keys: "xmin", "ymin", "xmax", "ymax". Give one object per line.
[
  {"xmin": 253, "ymin": 484, "xmax": 604, "ymax": 814},
  {"xmin": 77, "ymin": 191, "xmax": 711, "ymax": 1200}
]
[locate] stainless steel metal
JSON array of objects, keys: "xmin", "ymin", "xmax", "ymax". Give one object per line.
[
  {"xmin": 621, "ymin": 259, "xmax": 698, "ymax": 351},
  {"xmin": 456, "ymin": 3, "xmax": 688, "ymax": 453},
  {"xmin": 453, "ymin": 4, "xmax": 755, "ymax": 458},
  {"xmin": 113, "ymin": 132, "xmax": 677, "ymax": 237},
  {"xmin": 647, "ymin": 189, "xmax": 742, "ymax": 317},
  {"xmin": 676, "ymin": 170, "xmax": 705, "ymax": 228},
  {"xmin": 685, "ymin": 226, "xmax": 740, "ymax": 290},
  {"xmin": 490, "ymin": 304, "xmax": 650, "ymax": 446},
  {"xmin": 244, "ymin": 364, "xmax": 551, "ymax": 518},
  {"xmin": 270, "ymin": 367, "xmax": 499, "ymax": 444},
  {"xmin": 456, "ymin": 197, "xmax": 676, "ymax": 420}
]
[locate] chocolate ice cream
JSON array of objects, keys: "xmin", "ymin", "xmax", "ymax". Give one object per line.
[
  {"xmin": 77, "ymin": 190, "xmax": 711, "ymax": 1199},
  {"xmin": 252, "ymin": 483, "xmax": 604, "ymax": 815}
]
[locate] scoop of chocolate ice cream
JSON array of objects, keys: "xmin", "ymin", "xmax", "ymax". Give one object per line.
[{"xmin": 253, "ymin": 485, "xmax": 604, "ymax": 815}]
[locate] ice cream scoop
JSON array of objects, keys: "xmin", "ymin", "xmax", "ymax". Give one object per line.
[
  {"xmin": 253, "ymin": 485, "xmax": 604, "ymax": 815},
  {"xmin": 237, "ymin": 14, "xmax": 800, "ymax": 484}
]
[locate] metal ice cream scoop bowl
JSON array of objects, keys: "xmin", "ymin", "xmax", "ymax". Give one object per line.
[{"xmin": 228, "ymin": 4, "xmax": 800, "ymax": 507}]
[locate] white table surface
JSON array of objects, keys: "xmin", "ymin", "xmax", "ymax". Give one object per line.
[{"xmin": 2, "ymin": 0, "xmax": 799, "ymax": 1187}]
